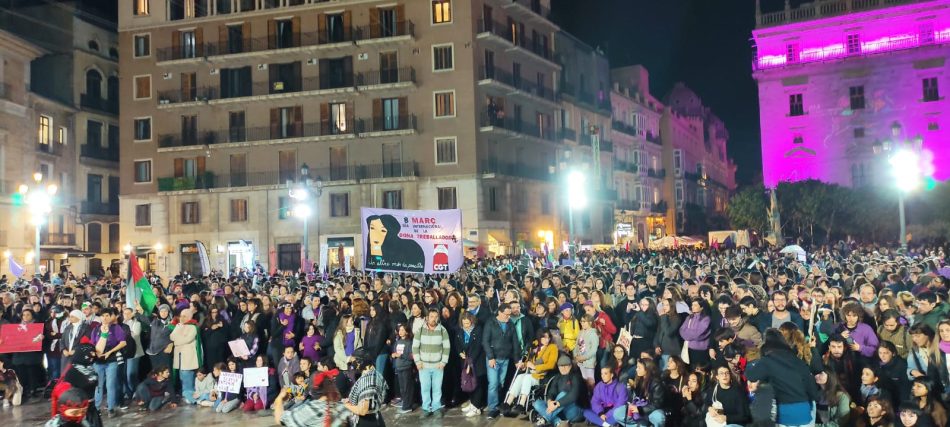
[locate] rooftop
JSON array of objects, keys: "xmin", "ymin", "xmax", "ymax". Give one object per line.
[{"xmin": 755, "ymin": 0, "xmax": 939, "ymax": 28}]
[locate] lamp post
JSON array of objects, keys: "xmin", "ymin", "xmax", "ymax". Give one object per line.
[
  {"xmin": 289, "ymin": 163, "xmax": 323, "ymax": 272},
  {"xmin": 566, "ymin": 170, "xmax": 587, "ymax": 261},
  {"xmin": 872, "ymin": 122, "xmax": 924, "ymax": 252},
  {"xmin": 18, "ymin": 172, "xmax": 57, "ymax": 276}
]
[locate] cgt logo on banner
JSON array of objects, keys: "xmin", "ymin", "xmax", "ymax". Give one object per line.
[{"xmin": 362, "ymin": 208, "xmax": 462, "ymax": 274}]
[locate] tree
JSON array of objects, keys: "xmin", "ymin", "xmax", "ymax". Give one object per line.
[{"xmin": 727, "ymin": 185, "xmax": 769, "ymax": 232}]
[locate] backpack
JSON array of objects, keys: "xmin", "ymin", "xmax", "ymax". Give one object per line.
[{"xmin": 119, "ymin": 323, "xmax": 137, "ymax": 359}]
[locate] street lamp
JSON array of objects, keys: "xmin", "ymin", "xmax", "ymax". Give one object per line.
[
  {"xmin": 18, "ymin": 172, "xmax": 57, "ymax": 276},
  {"xmin": 288, "ymin": 163, "xmax": 323, "ymax": 272},
  {"xmin": 566, "ymin": 170, "xmax": 587, "ymax": 261},
  {"xmin": 872, "ymin": 121, "xmax": 924, "ymax": 252}
]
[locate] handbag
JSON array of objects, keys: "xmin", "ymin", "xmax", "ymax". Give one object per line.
[
  {"xmin": 680, "ymin": 340, "xmax": 690, "ymax": 364},
  {"xmin": 460, "ymin": 359, "xmax": 477, "ymax": 392}
]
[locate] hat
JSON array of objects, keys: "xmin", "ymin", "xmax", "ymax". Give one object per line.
[
  {"xmin": 158, "ymin": 304, "xmax": 171, "ymax": 313},
  {"xmin": 80, "ymin": 301, "xmax": 91, "ymax": 309},
  {"xmin": 559, "ymin": 302, "xmax": 574, "ymax": 312},
  {"xmin": 557, "ymin": 354, "xmax": 573, "ymax": 367},
  {"xmin": 69, "ymin": 309, "xmax": 85, "ymax": 322},
  {"xmin": 583, "ymin": 300, "xmax": 594, "ymax": 307}
]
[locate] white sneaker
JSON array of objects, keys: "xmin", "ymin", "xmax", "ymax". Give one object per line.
[
  {"xmin": 2, "ymin": 400, "xmax": 9, "ymax": 408},
  {"xmin": 461, "ymin": 401, "xmax": 472, "ymax": 411},
  {"xmin": 465, "ymin": 407, "xmax": 481, "ymax": 417}
]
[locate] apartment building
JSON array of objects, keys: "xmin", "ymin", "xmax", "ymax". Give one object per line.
[
  {"xmin": 609, "ymin": 65, "xmax": 666, "ymax": 247},
  {"xmin": 0, "ymin": 0, "xmax": 122, "ymax": 276},
  {"xmin": 753, "ymin": 0, "xmax": 950, "ymax": 187},
  {"xmin": 118, "ymin": 0, "xmax": 566, "ymax": 274},
  {"xmin": 555, "ymin": 31, "xmax": 615, "ymax": 247}
]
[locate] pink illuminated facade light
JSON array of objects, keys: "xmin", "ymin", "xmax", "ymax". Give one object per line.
[{"xmin": 752, "ymin": 0, "xmax": 950, "ymax": 188}]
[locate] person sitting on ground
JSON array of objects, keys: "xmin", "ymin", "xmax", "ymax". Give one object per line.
[{"xmin": 133, "ymin": 366, "xmax": 177, "ymax": 412}]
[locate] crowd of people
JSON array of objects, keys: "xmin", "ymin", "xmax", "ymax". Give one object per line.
[{"xmin": 0, "ymin": 242, "xmax": 949, "ymax": 427}]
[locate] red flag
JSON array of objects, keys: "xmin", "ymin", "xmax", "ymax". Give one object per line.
[{"xmin": 0, "ymin": 323, "xmax": 44, "ymax": 353}]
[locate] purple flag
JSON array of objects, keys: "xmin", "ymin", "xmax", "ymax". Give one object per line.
[{"xmin": 8, "ymin": 256, "xmax": 24, "ymax": 278}]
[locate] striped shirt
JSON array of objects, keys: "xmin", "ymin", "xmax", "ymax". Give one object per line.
[{"xmin": 411, "ymin": 323, "xmax": 450, "ymax": 365}]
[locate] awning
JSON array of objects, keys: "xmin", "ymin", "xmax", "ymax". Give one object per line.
[
  {"xmin": 487, "ymin": 232, "xmax": 511, "ymax": 245},
  {"xmin": 42, "ymin": 249, "xmax": 97, "ymax": 257}
]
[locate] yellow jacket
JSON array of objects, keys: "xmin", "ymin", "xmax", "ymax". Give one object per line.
[
  {"xmin": 531, "ymin": 343, "xmax": 558, "ymax": 380},
  {"xmin": 559, "ymin": 317, "xmax": 580, "ymax": 351}
]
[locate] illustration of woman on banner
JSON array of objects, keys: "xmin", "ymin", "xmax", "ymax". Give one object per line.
[{"xmin": 365, "ymin": 214, "xmax": 425, "ymax": 272}]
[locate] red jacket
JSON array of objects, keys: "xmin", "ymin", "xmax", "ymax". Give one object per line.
[{"xmin": 594, "ymin": 310, "xmax": 617, "ymax": 349}]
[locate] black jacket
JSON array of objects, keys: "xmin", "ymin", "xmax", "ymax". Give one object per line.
[
  {"xmin": 705, "ymin": 383, "xmax": 751, "ymax": 425},
  {"xmin": 482, "ymin": 317, "xmax": 522, "ymax": 361},
  {"xmin": 363, "ymin": 318, "xmax": 390, "ymax": 358},
  {"xmin": 546, "ymin": 369, "xmax": 583, "ymax": 408},
  {"xmin": 654, "ymin": 314, "xmax": 682, "ymax": 356},
  {"xmin": 454, "ymin": 325, "xmax": 487, "ymax": 377},
  {"xmin": 746, "ymin": 345, "xmax": 819, "ymax": 405},
  {"xmin": 635, "ymin": 378, "xmax": 668, "ymax": 416}
]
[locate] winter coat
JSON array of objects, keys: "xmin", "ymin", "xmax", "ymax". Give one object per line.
[
  {"xmin": 627, "ymin": 311, "xmax": 658, "ymax": 357},
  {"xmin": 454, "ymin": 326, "xmax": 486, "ymax": 377},
  {"xmin": 815, "ymin": 391, "xmax": 851, "ymax": 427},
  {"xmin": 573, "ymin": 328, "xmax": 599, "ymax": 369},
  {"xmin": 147, "ymin": 317, "xmax": 173, "ymax": 356},
  {"xmin": 332, "ymin": 328, "xmax": 363, "ymax": 369},
  {"xmin": 169, "ymin": 321, "xmax": 200, "ymax": 371},
  {"xmin": 679, "ymin": 313, "xmax": 711, "ymax": 350},
  {"xmin": 590, "ymin": 379, "xmax": 627, "ymax": 416},
  {"xmin": 545, "ymin": 369, "xmax": 582, "ymax": 407},
  {"xmin": 363, "ymin": 318, "xmax": 390, "ymax": 358},
  {"xmin": 558, "ymin": 316, "xmax": 581, "ymax": 351},
  {"xmin": 746, "ymin": 346, "xmax": 819, "ymax": 405},
  {"xmin": 391, "ymin": 337, "xmax": 414, "ymax": 372},
  {"xmin": 876, "ymin": 324, "xmax": 911, "ymax": 358},
  {"xmin": 592, "ymin": 310, "xmax": 617, "ymax": 349},
  {"xmin": 529, "ymin": 343, "xmax": 558, "ymax": 380},
  {"xmin": 654, "ymin": 314, "xmax": 683, "ymax": 356},
  {"xmin": 482, "ymin": 317, "xmax": 521, "ymax": 361},
  {"xmin": 733, "ymin": 318, "xmax": 763, "ymax": 349}
]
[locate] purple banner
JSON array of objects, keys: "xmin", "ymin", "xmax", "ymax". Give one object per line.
[{"xmin": 361, "ymin": 208, "xmax": 463, "ymax": 274}]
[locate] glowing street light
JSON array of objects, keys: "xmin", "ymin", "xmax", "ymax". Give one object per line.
[
  {"xmin": 288, "ymin": 163, "xmax": 323, "ymax": 272},
  {"xmin": 19, "ymin": 173, "xmax": 57, "ymax": 275},
  {"xmin": 873, "ymin": 122, "xmax": 926, "ymax": 251},
  {"xmin": 565, "ymin": 170, "xmax": 587, "ymax": 260}
]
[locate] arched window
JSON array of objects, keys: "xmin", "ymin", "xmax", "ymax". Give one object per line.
[
  {"xmin": 88, "ymin": 40, "xmax": 99, "ymax": 51},
  {"xmin": 86, "ymin": 70, "xmax": 102, "ymax": 98},
  {"xmin": 109, "ymin": 47, "xmax": 119, "ymax": 59}
]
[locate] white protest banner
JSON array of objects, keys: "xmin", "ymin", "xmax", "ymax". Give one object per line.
[
  {"xmin": 243, "ymin": 367, "xmax": 269, "ymax": 388},
  {"xmin": 217, "ymin": 372, "xmax": 242, "ymax": 394},
  {"xmin": 228, "ymin": 339, "xmax": 250, "ymax": 358}
]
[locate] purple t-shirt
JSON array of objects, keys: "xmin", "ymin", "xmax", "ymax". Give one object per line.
[{"xmin": 90, "ymin": 323, "xmax": 127, "ymax": 363}]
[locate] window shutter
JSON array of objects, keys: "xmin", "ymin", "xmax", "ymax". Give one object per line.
[
  {"xmin": 398, "ymin": 96, "xmax": 408, "ymax": 118},
  {"xmin": 218, "ymin": 25, "xmax": 227, "ymax": 53},
  {"xmin": 346, "ymin": 102, "xmax": 355, "ymax": 132},
  {"xmin": 268, "ymin": 19, "xmax": 277, "ymax": 49},
  {"xmin": 242, "ymin": 22, "xmax": 251, "ymax": 51},
  {"xmin": 396, "ymin": 5, "xmax": 405, "ymax": 33},
  {"xmin": 370, "ymin": 9, "xmax": 380, "ymax": 39},
  {"xmin": 320, "ymin": 103, "xmax": 329, "ymax": 134},
  {"xmin": 174, "ymin": 158, "xmax": 184, "ymax": 177},
  {"xmin": 343, "ymin": 56, "xmax": 354, "ymax": 86},
  {"xmin": 343, "ymin": 11, "xmax": 352, "ymax": 41},
  {"xmin": 269, "ymin": 63, "xmax": 278, "ymax": 90},
  {"xmin": 293, "ymin": 106, "xmax": 302, "ymax": 136},
  {"xmin": 292, "ymin": 16, "xmax": 301, "ymax": 46},
  {"xmin": 197, "ymin": 156, "xmax": 206, "ymax": 174},
  {"xmin": 270, "ymin": 108, "xmax": 279, "ymax": 139},
  {"xmin": 195, "ymin": 28, "xmax": 204, "ymax": 56},
  {"xmin": 172, "ymin": 31, "xmax": 181, "ymax": 59},
  {"xmin": 317, "ymin": 14, "xmax": 327, "ymax": 43},
  {"xmin": 373, "ymin": 99, "xmax": 382, "ymax": 121}
]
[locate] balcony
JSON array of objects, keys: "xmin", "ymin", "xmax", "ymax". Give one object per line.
[
  {"xmin": 647, "ymin": 168, "xmax": 666, "ymax": 179},
  {"xmin": 356, "ymin": 67, "xmax": 416, "ymax": 88},
  {"xmin": 81, "ymin": 201, "xmax": 119, "ymax": 216},
  {"xmin": 616, "ymin": 200, "xmax": 643, "ymax": 212},
  {"xmin": 476, "ymin": 19, "xmax": 559, "ymax": 69},
  {"xmin": 600, "ymin": 139, "xmax": 613, "ymax": 152},
  {"xmin": 36, "ymin": 141, "xmax": 64, "ymax": 156},
  {"xmin": 478, "ymin": 66, "xmax": 557, "ymax": 104},
  {"xmin": 651, "ymin": 200, "xmax": 668, "ymax": 214},
  {"xmin": 80, "ymin": 143, "xmax": 119, "ymax": 162},
  {"xmin": 488, "ymin": 0, "xmax": 556, "ymax": 28},
  {"xmin": 480, "ymin": 109, "xmax": 556, "ymax": 142},
  {"xmin": 612, "ymin": 120, "xmax": 639, "ymax": 138},
  {"xmin": 359, "ymin": 114, "xmax": 417, "ymax": 134},
  {"xmin": 79, "ymin": 93, "xmax": 118, "ymax": 115},
  {"xmin": 558, "ymin": 127, "xmax": 576, "ymax": 142},
  {"xmin": 354, "ymin": 20, "xmax": 415, "ymax": 44},
  {"xmin": 157, "ymin": 87, "xmax": 216, "ymax": 105},
  {"xmin": 646, "ymin": 131, "xmax": 662, "ymax": 145},
  {"xmin": 157, "ymin": 172, "xmax": 216, "ymax": 192},
  {"xmin": 613, "ymin": 160, "xmax": 638, "ymax": 174},
  {"xmin": 41, "ymin": 233, "xmax": 76, "ymax": 246},
  {"xmin": 159, "ymin": 162, "xmax": 419, "ymax": 193},
  {"xmin": 757, "ymin": 0, "xmax": 930, "ymax": 28},
  {"xmin": 159, "ymin": 71, "xmax": 377, "ymax": 107},
  {"xmin": 481, "ymin": 158, "xmax": 553, "ymax": 181}
]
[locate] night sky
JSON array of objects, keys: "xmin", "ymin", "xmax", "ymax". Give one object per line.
[{"xmin": 552, "ymin": 0, "xmax": 761, "ymax": 186}]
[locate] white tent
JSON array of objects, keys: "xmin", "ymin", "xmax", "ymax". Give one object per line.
[{"xmin": 780, "ymin": 244, "xmax": 807, "ymax": 262}]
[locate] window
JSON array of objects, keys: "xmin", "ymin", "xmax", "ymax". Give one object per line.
[
  {"xmin": 329, "ymin": 146, "xmax": 348, "ymax": 180},
  {"xmin": 789, "ymin": 93, "xmax": 804, "ymax": 116},
  {"xmin": 230, "ymin": 199, "xmax": 248, "ymax": 222},
  {"xmin": 785, "ymin": 43, "xmax": 798, "ymax": 63},
  {"xmin": 929, "ymin": 119, "xmax": 939, "ymax": 131},
  {"xmin": 846, "ymin": 34, "xmax": 861, "ymax": 54},
  {"xmin": 853, "ymin": 127, "xmax": 865, "ymax": 138},
  {"xmin": 87, "ymin": 120, "xmax": 102, "ymax": 146},
  {"xmin": 88, "ymin": 40, "xmax": 99, "ymax": 51},
  {"xmin": 220, "ymin": 66, "xmax": 252, "ymax": 98},
  {"xmin": 433, "ymin": 44, "xmax": 453, "ymax": 71},
  {"xmin": 437, "ymin": 187, "xmax": 457, "ymax": 209},
  {"xmin": 38, "ymin": 115, "xmax": 52, "ymax": 145},
  {"xmin": 58, "ymin": 127, "xmax": 67, "ymax": 145},
  {"xmin": 278, "ymin": 196, "xmax": 290, "ymax": 220},
  {"xmin": 278, "ymin": 150, "xmax": 296, "ymax": 183},
  {"xmin": 920, "ymin": 23, "xmax": 935, "ymax": 44},
  {"xmin": 329, "ymin": 102, "xmax": 348, "ymax": 134},
  {"xmin": 849, "ymin": 86, "xmax": 865, "ymax": 110},
  {"xmin": 134, "ymin": 75, "xmax": 151, "ymax": 100},
  {"xmin": 434, "ymin": 91, "xmax": 455, "ymax": 117},
  {"xmin": 134, "ymin": 34, "xmax": 150, "ymax": 57},
  {"xmin": 134, "ymin": 118, "xmax": 151, "ymax": 141},
  {"xmin": 229, "ymin": 111, "xmax": 246, "ymax": 142},
  {"xmin": 923, "ymin": 77, "xmax": 940, "ymax": 102},
  {"xmin": 134, "ymin": 0, "xmax": 149, "ymax": 15},
  {"xmin": 382, "ymin": 190, "xmax": 403, "ymax": 209},
  {"xmin": 181, "ymin": 202, "xmax": 200, "ymax": 224},
  {"xmin": 381, "ymin": 98, "xmax": 400, "ymax": 130},
  {"xmin": 673, "ymin": 149, "xmax": 682, "ymax": 176},
  {"xmin": 330, "ymin": 193, "xmax": 349, "ymax": 217},
  {"xmin": 488, "ymin": 187, "xmax": 498, "ymax": 212},
  {"xmin": 134, "ymin": 160, "xmax": 152, "ymax": 183},
  {"xmin": 181, "ymin": 30, "xmax": 197, "ymax": 58},
  {"xmin": 380, "ymin": 51, "xmax": 398, "ymax": 83},
  {"xmin": 274, "ymin": 19, "xmax": 295, "ymax": 48},
  {"xmin": 229, "ymin": 153, "xmax": 247, "ymax": 186},
  {"xmin": 435, "ymin": 137, "xmax": 457, "ymax": 165},
  {"xmin": 432, "ymin": 0, "xmax": 451, "ymax": 24},
  {"xmin": 226, "ymin": 24, "xmax": 245, "ymax": 54},
  {"xmin": 135, "ymin": 204, "xmax": 151, "ymax": 226},
  {"xmin": 675, "ymin": 181, "xmax": 684, "ymax": 208},
  {"xmin": 793, "ymin": 134, "xmax": 804, "ymax": 144},
  {"xmin": 541, "ymin": 192, "xmax": 550, "ymax": 215}
]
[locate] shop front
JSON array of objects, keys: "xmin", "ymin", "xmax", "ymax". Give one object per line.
[
  {"xmin": 325, "ymin": 237, "xmax": 355, "ymax": 272},
  {"xmin": 226, "ymin": 240, "xmax": 254, "ymax": 272}
]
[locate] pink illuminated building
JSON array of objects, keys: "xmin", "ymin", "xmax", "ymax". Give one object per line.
[{"xmin": 752, "ymin": 0, "xmax": 950, "ymax": 187}]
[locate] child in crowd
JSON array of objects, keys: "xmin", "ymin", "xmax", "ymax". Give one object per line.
[
  {"xmin": 134, "ymin": 367, "xmax": 177, "ymax": 412},
  {"xmin": 193, "ymin": 368, "xmax": 216, "ymax": 407}
]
